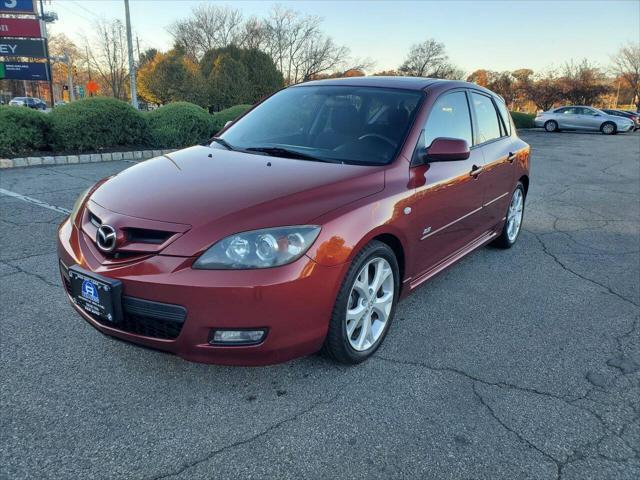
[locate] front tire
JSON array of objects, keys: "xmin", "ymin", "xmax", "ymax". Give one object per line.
[
  {"xmin": 544, "ymin": 120, "xmax": 559, "ymax": 132},
  {"xmin": 493, "ymin": 183, "xmax": 525, "ymax": 249},
  {"xmin": 322, "ymin": 240, "xmax": 399, "ymax": 364},
  {"xmin": 601, "ymin": 122, "xmax": 616, "ymax": 135}
]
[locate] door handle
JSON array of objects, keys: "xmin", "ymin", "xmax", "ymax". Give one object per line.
[
  {"xmin": 508, "ymin": 152, "xmax": 516, "ymax": 163},
  {"xmin": 470, "ymin": 164, "xmax": 483, "ymax": 178}
]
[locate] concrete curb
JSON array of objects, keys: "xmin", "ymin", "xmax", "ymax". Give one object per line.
[{"xmin": 0, "ymin": 149, "xmax": 177, "ymax": 169}]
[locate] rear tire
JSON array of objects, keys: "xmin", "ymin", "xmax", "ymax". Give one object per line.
[
  {"xmin": 321, "ymin": 240, "xmax": 399, "ymax": 364},
  {"xmin": 544, "ymin": 120, "xmax": 559, "ymax": 132},
  {"xmin": 601, "ymin": 122, "xmax": 616, "ymax": 135},
  {"xmin": 492, "ymin": 183, "xmax": 525, "ymax": 249}
]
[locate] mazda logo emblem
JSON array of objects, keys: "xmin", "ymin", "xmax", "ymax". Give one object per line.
[{"xmin": 96, "ymin": 224, "xmax": 117, "ymax": 253}]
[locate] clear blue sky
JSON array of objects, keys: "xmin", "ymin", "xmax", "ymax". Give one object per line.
[{"xmin": 50, "ymin": 0, "xmax": 640, "ymax": 74}]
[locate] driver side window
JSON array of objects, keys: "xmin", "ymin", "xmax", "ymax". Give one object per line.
[{"xmin": 423, "ymin": 91, "xmax": 473, "ymax": 148}]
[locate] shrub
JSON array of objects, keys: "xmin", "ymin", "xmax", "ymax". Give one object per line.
[
  {"xmin": 0, "ymin": 106, "xmax": 49, "ymax": 157},
  {"xmin": 49, "ymin": 97, "xmax": 148, "ymax": 151},
  {"xmin": 211, "ymin": 104, "xmax": 252, "ymax": 132},
  {"xmin": 510, "ymin": 111, "xmax": 536, "ymax": 129},
  {"xmin": 146, "ymin": 102, "xmax": 214, "ymax": 148}
]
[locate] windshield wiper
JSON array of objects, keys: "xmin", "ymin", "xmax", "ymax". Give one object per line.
[
  {"xmin": 245, "ymin": 146, "xmax": 341, "ymax": 163},
  {"xmin": 210, "ymin": 137, "xmax": 236, "ymax": 151}
]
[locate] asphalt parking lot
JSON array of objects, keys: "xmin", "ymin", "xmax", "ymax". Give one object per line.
[{"xmin": 1, "ymin": 130, "xmax": 639, "ymax": 479}]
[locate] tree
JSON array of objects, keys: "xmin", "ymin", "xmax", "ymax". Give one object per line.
[
  {"xmin": 559, "ymin": 59, "xmax": 609, "ymax": 105},
  {"xmin": 398, "ymin": 38, "xmax": 461, "ymax": 79},
  {"xmin": 138, "ymin": 48, "xmax": 158, "ymax": 67},
  {"xmin": 137, "ymin": 49, "xmax": 204, "ymax": 105},
  {"xmin": 261, "ymin": 5, "xmax": 351, "ymax": 84},
  {"xmin": 524, "ymin": 72, "xmax": 564, "ymax": 111},
  {"xmin": 201, "ymin": 46, "xmax": 283, "ymax": 104},
  {"xmin": 170, "ymin": 5, "xmax": 244, "ymax": 60},
  {"xmin": 611, "ymin": 43, "xmax": 640, "ymax": 108},
  {"xmin": 208, "ymin": 54, "xmax": 251, "ymax": 110},
  {"xmin": 86, "ymin": 19, "xmax": 129, "ymax": 99}
]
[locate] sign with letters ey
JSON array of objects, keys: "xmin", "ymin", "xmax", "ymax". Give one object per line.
[
  {"xmin": 0, "ymin": 0, "xmax": 37, "ymax": 14},
  {"xmin": 0, "ymin": 18, "xmax": 42, "ymax": 38},
  {"xmin": 0, "ymin": 39, "xmax": 46, "ymax": 57},
  {"xmin": 0, "ymin": 61, "xmax": 50, "ymax": 81}
]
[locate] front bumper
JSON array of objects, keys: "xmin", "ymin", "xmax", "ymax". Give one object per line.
[{"xmin": 57, "ymin": 218, "xmax": 347, "ymax": 365}]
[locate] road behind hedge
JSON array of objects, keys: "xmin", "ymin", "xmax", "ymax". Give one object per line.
[{"xmin": 1, "ymin": 130, "xmax": 639, "ymax": 479}]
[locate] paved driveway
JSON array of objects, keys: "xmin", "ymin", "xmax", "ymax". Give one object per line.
[{"xmin": 1, "ymin": 131, "xmax": 639, "ymax": 479}]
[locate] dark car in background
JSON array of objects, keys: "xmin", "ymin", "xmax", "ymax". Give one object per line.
[
  {"xmin": 8, "ymin": 96, "xmax": 47, "ymax": 110},
  {"xmin": 601, "ymin": 109, "xmax": 640, "ymax": 130},
  {"xmin": 58, "ymin": 77, "xmax": 530, "ymax": 366}
]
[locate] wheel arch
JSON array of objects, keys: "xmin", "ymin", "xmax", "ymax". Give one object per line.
[
  {"xmin": 600, "ymin": 121, "xmax": 616, "ymax": 133},
  {"xmin": 372, "ymin": 232, "xmax": 405, "ymax": 288},
  {"xmin": 518, "ymin": 174, "xmax": 530, "ymax": 197}
]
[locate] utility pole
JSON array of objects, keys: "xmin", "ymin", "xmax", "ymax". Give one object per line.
[
  {"xmin": 124, "ymin": 0, "xmax": 138, "ymax": 109},
  {"xmin": 39, "ymin": 0, "xmax": 55, "ymax": 108},
  {"xmin": 64, "ymin": 51, "xmax": 75, "ymax": 101}
]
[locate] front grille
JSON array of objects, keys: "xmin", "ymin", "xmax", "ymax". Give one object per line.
[
  {"xmin": 60, "ymin": 261, "xmax": 187, "ymax": 340},
  {"xmin": 125, "ymin": 228, "xmax": 173, "ymax": 245},
  {"xmin": 94, "ymin": 297, "xmax": 186, "ymax": 340}
]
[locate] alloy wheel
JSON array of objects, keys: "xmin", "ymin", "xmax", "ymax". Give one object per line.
[
  {"xmin": 345, "ymin": 257, "xmax": 394, "ymax": 352},
  {"xmin": 506, "ymin": 188, "xmax": 524, "ymax": 242}
]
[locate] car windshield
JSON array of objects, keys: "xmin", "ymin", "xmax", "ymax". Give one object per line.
[{"xmin": 216, "ymin": 85, "xmax": 423, "ymax": 165}]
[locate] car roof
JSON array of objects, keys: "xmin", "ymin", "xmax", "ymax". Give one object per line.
[{"xmin": 291, "ymin": 76, "xmax": 496, "ymax": 94}]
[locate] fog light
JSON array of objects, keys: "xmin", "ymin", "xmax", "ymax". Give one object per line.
[{"xmin": 209, "ymin": 329, "xmax": 266, "ymax": 345}]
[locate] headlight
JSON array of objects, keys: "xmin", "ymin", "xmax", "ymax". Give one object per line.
[
  {"xmin": 69, "ymin": 187, "xmax": 91, "ymax": 225},
  {"xmin": 193, "ymin": 226, "xmax": 321, "ymax": 270}
]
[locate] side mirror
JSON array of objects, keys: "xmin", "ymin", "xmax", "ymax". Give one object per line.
[
  {"xmin": 224, "ymin": 120, "xmax": 233, "ymax": 128},
  {"xmin": 423, "ymin": 137, "xmax": 470, "ymax": 162}
]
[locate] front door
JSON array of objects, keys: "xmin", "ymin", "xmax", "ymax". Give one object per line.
[{"xmin": 409, "ymin": 90, "xmax": 487, "ymax": 277}]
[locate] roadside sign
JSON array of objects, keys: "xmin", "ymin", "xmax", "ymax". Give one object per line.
[
  {"xmin": 0, "ymin": 39, "xmax": 46, "ymax": 58},
  {"xmin": 0, "ymin": 18, "xmax": 42, "ymax": 38},
  {"xmin": 0, "ymin": 0, "xmax": 37, "ymax": 14},
  {"xmin": 0, "ymin": 61, "xmax": 49, "ymax": 81}
]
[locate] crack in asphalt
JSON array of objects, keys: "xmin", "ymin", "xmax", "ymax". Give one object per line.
[
  {"xmin": 147, "ymin": 390, "xmax": 344, "ymax": 480},
  {"xmin": 525, "ymin": 228, "xmax": 639, "ymax": 308},
  {"xmin": 374, "ymin": 355, "xmax": 639, "ymax": 479},
  {"xmin": 1, "ymin": 260, "xmax": 60, "ymax": 289}
]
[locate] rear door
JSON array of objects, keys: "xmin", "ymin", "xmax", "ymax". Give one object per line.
[
  {"xmin": 410, "ymin": 90, "xmax": 487, "ymax": 276},
  {"xmin": 469, "ymin": 91, "xmax": 516, "ymax": 227}
]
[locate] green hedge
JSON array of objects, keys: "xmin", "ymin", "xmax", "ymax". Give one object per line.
[
  {"xmin": 0, "ymin": 106, "xmax": 49, "ymax": 157},
  {"xmin": 510, "ymin": 111, "xmax": 536, "ymax": 129},
  {"xmin": 211, "ymin": 104, "xmax": 251, "ymax": 132},
  {"xmin": 49, "ymin": 97, "xmax": 149, "ymax": 151},
  {"xmin": 146, "ymin": 102, "xmax": 214, "ymax": 148},
  {"xmin": 1, "ymin": 101, "xmax": 254, "ymax": 157}
]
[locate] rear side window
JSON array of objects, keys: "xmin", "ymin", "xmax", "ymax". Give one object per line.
[
  {"xmin": 423, "ymin": 91, "xmax": 473, "ymax": 148},
  {"xmin": 495, "ymin": 99, "xmax": 511, "ymax": 136},
  {"xmin": 471, "ymin": 92, "xmax": 501, "ymax": 144}
]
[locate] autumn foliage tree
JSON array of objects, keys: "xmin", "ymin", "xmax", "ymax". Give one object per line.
[
  {"xmin": 137, "ymin": 48, "xmax": 204, "ymax": 105},
  {"xmin": 611, "ymin": 42, "xmax": 640, "ymax": 108}
]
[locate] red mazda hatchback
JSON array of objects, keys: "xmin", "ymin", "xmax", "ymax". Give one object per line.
[{"xmin": 58, "ymin": 77, "xmax": 530, "ymax": 365}]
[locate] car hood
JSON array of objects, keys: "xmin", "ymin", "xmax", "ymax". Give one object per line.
[{"xmin": 90, "ymin": 146, "xmax": 384, "ymax": 256}]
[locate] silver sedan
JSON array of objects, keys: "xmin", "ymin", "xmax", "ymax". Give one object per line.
[{"xmin": 534, "ymin": 106, "xmax": 634, "ymax": 135}]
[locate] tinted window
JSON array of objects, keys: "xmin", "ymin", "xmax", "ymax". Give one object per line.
[
  {"xmin": 495, "ymin": 98, "xmax": 511, "ymax": 136},
  {"xmin": 219, "ymin": 86, "xmax": 423, "ymax": 165},
  {"xmin": 471, "ymin": 92, "xmax": 501, "ymax": 144},
  {"xmin": 423, "ymin": 91, "xmax": 472, "ymax": 148}
]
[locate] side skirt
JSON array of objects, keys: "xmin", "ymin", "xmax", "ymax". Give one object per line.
[{"xmin": 407, "ymin": 229, "xmax": 498, "ymax": 292}]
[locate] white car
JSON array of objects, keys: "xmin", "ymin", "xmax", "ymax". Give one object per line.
[{"xmin": 534, "ymin": 106, "xmax": 634, "ymax": 135}]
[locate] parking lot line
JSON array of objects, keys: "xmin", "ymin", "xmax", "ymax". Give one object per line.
[{"xmin": 0, "ymin": 187, "xmax": 71, "ymax": 215}]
